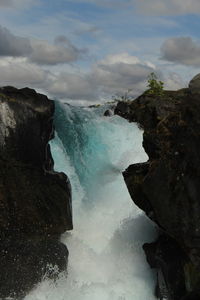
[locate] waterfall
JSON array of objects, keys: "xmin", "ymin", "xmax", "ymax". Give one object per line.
[{"xmin": 25, "ymin": 102, "xmax": 157, "ymax": 300}]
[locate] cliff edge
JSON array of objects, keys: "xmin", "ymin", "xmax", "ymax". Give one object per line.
[{"xmin": 115, "ymin": 75, "xmax": 200, "ymax": 300}]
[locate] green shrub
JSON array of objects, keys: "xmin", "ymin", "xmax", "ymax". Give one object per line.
[{"xmin": 146, "ymin": 72, "xmax": 164, "ymax": 96}]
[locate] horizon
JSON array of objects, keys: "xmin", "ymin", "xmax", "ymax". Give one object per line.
[{"xmin": 0, "ymin": 0, "xmax": 199, "ymax": 104}]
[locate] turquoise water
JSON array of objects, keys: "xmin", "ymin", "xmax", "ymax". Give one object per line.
[{"xmin": 25, "ymin": 102, "xmax": 157, "ymax": 300}]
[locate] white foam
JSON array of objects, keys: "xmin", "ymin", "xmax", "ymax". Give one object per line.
[{"xmin": 25, "ymin": 107, "xmax": 157, "ymax": 300}]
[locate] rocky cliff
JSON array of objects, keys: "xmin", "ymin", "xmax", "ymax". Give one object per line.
[
  {"xmin": 0, "ymin": 87, "xmax": 72, "ymax": 299},
  {"xmin": 115, "ymin": 75, "xmax": 200, "ymax": 300}
]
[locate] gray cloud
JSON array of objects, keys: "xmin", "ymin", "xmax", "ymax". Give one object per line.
[
  {"xmin": 30, "ymin": 37, "xmax": 86, "ymax": 65},
  {"xmin": 0, "ymin": 26, "xmax": 31, "ymax": 56},
  {"xmin": 72, "ymin": 0, "xmax": 200, "ymax": 15},
  {"xmin": 135, "ymin": 0, "xmax": 200, "ymax": 16},
  {"xmin": 161, "ymin": 37, "xmax": 200, "ymax": 66},
  {"xmin": 0, "ymin": 57, "xmax": 96, "ymax": 101},
  {"xmin": 0, "ymin": 58, "xmax": 49, "ymax": 88},
  {"xmin": 54, "ymin": 35, "xmax": 70, "ymax": 44},
  {"xmin": 48, "ymin": 53, "xmax": 155, "ymax": 101},
  {"xmin": 90, "ymin": 54, "xmax": 154, "ymax": 97},
  {"xmin": 0, "ymin": 25, "xmax": 85, "ymax": 65},
  {"xmin": 0, "ymin": 0, "xmax": 35, "ymax": 9},
  {"xmin": 48, "ymin": 72, "xmax": 97, "ymax": 101},
  {"xmin": 71, "ymin": 0, "xmax": 130, "ymax": 8},
  {"xmin": 0, "ymin": 53, "xmax": 184, "ymax": 103},
  {"xmin": 73, "ymin": 25, "xmax": 100, "ymax": 36},
  {"xmin": 47, "ymin": 55, "xmax": 185, "ymax": 101},
  {"xmin": 164, "ymin": 72, "xmax": 186, "ymax": 90},
  {"xmin": 0, "ymin": 0, "xmax": 12, "ymax": 7}
]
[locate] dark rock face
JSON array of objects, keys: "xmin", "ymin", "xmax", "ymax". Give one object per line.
[
  {"xmin": 104, "ymin": 109, "xmax": 113, "ymax": 117},
  {"xmin": 143, "ymin": 235, "xmax": 187, "ymax": 300},
  {"xmin": 0, "ymin": 87, "xmax": 72, "ymax": 298},
  {"xmin": 0, "ymin": 239, "xmax": 68, "ymax": 299},
  {"xmin": 188, "ymin": 73, "xmax": 200, "ymax": 94},
  {"xmin": 115, "ymin": 85, "xmax": 200, "ymax": 299}
]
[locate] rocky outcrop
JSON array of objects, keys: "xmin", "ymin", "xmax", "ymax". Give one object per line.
[
  {"xmin": 115, "ymin": 77, "xmax": 200, "ymax": 299},
  {"xmin": 0, "ymin": 87, "xmax": 72, "ymax": 299},
  {"xmin": 104, "ymin": 109, "xmax": 113, "ymax": 116},
  {"xmin": 189, "ymin": 74, "xmax": 200, "ymax": 94}
]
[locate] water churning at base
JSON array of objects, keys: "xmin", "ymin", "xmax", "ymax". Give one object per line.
[{"xmin": 25, "ymin": 102, "xmax": 157, "ymax": 300}]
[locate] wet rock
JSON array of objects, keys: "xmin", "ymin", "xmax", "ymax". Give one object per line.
[
  {"xmin": 143, "ymin": 235, "xmax": 187, "ymax": 300},
  {"xmin": 104, "ymin": 109, "xmax": 113, "ymax": 116},
  {"xmin": 114, "ymin": 101, "xmax": 130, "ymax": 117},
  {"xmin": 123, "ymin": 163, "xmax": 155, "ymax": 220},
  {"xmin": 0, "ymin": 238, "xmax": 68, "ymax": 299},
  {"xmin": 182, "ymin": 291, "xmax": 200, "ymax": 300},
  {"xmin": 116, "ymin": 83, "xmax": 200, "ymax": 299},
  {"xmin": 0, "ymin": 87, "xmax": 72, "ymax": 298}
]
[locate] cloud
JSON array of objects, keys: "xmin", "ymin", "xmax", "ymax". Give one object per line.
[
  {"xmin": 135, "ymin": 0, "xmax": 200, "ymax": 16},
  {"xmin": 0, "ymin": 0, "xmax": 36, "ymax": 9},
  {"xmin": 161, "ymin": 37, "xmax": 200, "ymax": 66},
  {"xmin": 0, "ymin": 25, "xmax": 85, "ymax": 65},
  {"xmin": 0, "ymin": 0, "xmax": 12, "ymax": 7},
  {"xmin": 0, "ymin": 52, "xmax": 184, "ymax": 103},
  {"xmin": 48, "ymin": 72, "xmax": 97, "ymax": 101},
  {"xmin": 46, "ymin": 53, "xmax": 154, "ymax": 101},
  {"xmin": 73, "ymin": 24, "xmax": 100, "ymax": 36},
  {"xmin": 0, "ymin": 57, "xmax": 49, "ymax": 88},
  {"xmin": 47, "ymin": 53, "xmax": 185, "ymax": 101},
  {"xmin": 71, "ymin": 0, "xmax": 130, "ymax": 8},
  {"xmin": 0, "ymin": 56, "xmax": 96, "ymax": 101},
  {"xmin": 72, "ymin": 0, "xmax": 200, "ymax": 15},
  {"xmin": 99, "ymin": 53, "xmax": 140, "ymax": 65},
  {"xmin": 36, "ymin": 52, "xmax": 156, "ymax": 101},
  {"xmin": 164, "ymin": 72, "xmax": 186, "ymax": 90},
  {"xmin": 30, "ymin": 37, "xmax": 87, "ymax": 65},
  {"xmin": 90, "ymin": 53, "xmax": 154, "ymax": 97},
  {"xmin": 0, "ymin": 26, "xmax": 31, "ymax": 56}
]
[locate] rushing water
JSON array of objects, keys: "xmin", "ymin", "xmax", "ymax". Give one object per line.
[{"xmin": 25, "ymin": 102, "xmax": 157, "ymax": 300}]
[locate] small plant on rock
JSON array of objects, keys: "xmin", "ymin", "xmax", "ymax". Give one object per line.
[{"xmin": 146, "ymin": 72, "xmax": 164, "ymax": 96}]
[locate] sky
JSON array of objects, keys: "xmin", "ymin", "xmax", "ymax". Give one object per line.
[{"xmin": 0, "ymin": 0, "xmax": 200, "ymax": 104}]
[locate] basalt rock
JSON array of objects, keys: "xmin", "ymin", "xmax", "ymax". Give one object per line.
[
  {"xmin": 115, "ymin": 79, "xmax": 200, "ymax": 299},
  {"xmin": 104, "ymin": 109, "xmax": 113, "ymax": 117},
  {"xmin": 0, "ymin": 239, "xmax": 69, "ymax": 299},
  {"xmin": 189, "ymin": 73, "xmax": 200, "ymax": 94},
  {"xmin": 0, "ymin": 86, "xmax": 72, "ymax": 298},
  {"xmin": 143, "ymin": 235, "xmax": 187, "ymax": 300}
]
